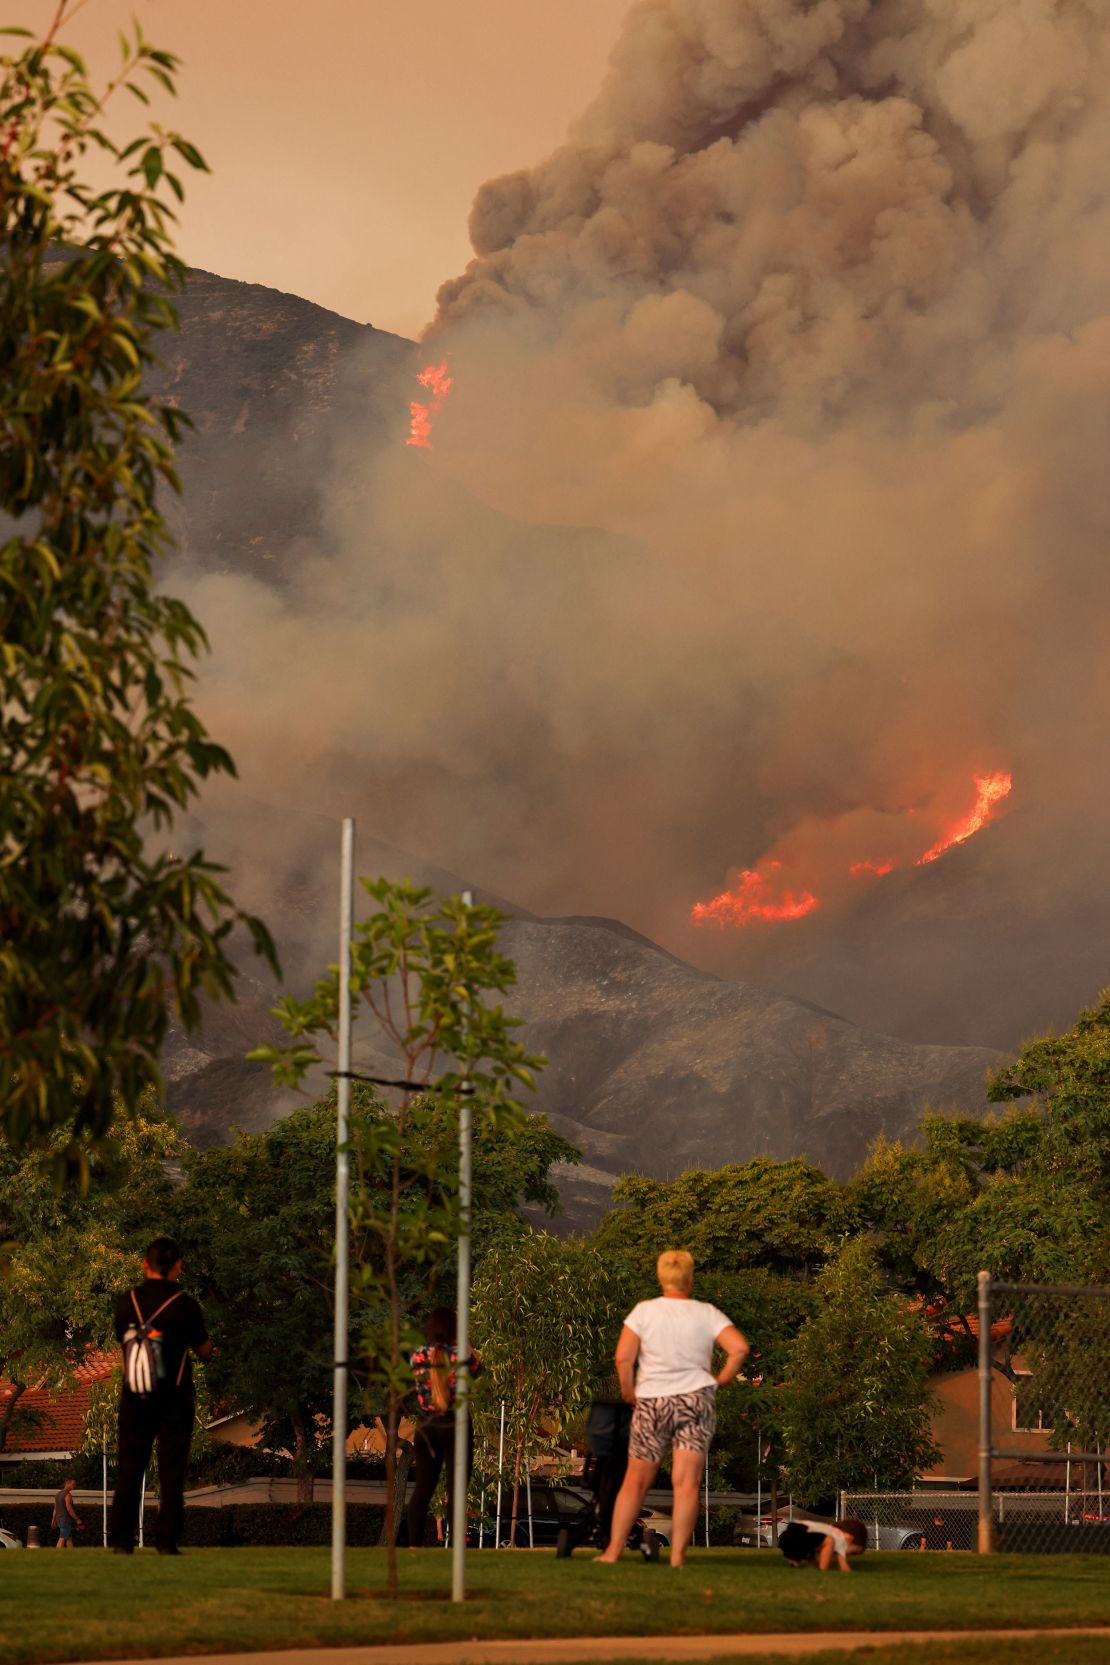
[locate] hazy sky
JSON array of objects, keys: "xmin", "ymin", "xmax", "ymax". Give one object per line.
[{"xmin": 25, "ymin": 0, "xmax": 629, "ymax": 336}]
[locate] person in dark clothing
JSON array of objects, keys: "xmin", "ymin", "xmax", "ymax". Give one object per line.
[
  {"xmin": 51, "ymin": 1478, "xmax": 84, "ymax": 1549},
  {"xmin": 109, "ymin": 1236, "xmax": 214, "ymax": 1555},
  {"xmin": 406, "ymin": 1308, "xmax": 480, "ymax": 1548}
]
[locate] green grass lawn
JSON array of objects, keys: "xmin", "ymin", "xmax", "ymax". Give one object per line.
[{"xmin": 0, "ymin": 1548, "xmax": 1105, "ymax": 1664}]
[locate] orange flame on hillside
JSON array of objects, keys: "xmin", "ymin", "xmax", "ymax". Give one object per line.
[
  {"xmin": 406, "ymin": 361, "xmax": 453, "ymax": 448},
  {"xmin": 693, "ymin": 769, "xmax": 1014, "ymax": 928},
  {"xmin": 691, "ymin": 862, "xmax": 820, "ymax": 929},
  {"xmin": 917, "ymin": 771, "xmax": 1013, "ymax": 864}
]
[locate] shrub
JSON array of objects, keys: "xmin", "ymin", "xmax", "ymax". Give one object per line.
[
  {"xmin": 0, "ymin": 1456, "xmax": 103, "ymax": 1489},
  {"xmin": 0, "ymin": 1501, "xmax": 385, "ymax": 1547}
]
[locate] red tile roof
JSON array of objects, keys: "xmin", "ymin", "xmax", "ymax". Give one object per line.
[
  {"xmin": 0, "ymin": 1353, "xmax": 118, "ymax": 1455},
  {"xmin": 921, "ymin": 1298, "xmax": 1013, "ymax": 1342}
]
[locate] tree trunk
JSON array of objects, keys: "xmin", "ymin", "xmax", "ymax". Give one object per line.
[
  {"xmin": 509, "ymin": 1426, "xmax": 525, "ymax": 1547},
  {"xmin": 290, "ymin": 1408, "xmax": 315, "ymax": 1507},
  {"xmin": 0, "ymin": 1381, "xmax": 26, "ymax": 1454},
  {"xmin": 379, "ymin": 1432, "xmax": 413, "ymax": 1547},
  {"xmin": 770, "ymin": 1467, "xmax": 779, "ymax": 1548},
  {"xmin": 380, "ymin": 1395, "xmax": 404, "ymax": 1593}
]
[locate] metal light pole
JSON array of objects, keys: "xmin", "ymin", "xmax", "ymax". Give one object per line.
[
  {"xmin": 331, "ymin": 818, "xmax": 355, "ymax": 1601},
  {"xmin": 495, "ymin": 1399, "xmax": 505, "ymax": 1548},
  {"xmin": 977, "ymin": 1269, "xmax": 993, "ymax": 1554},
  {"xmin": 451, "ymin": 889, "xmax": 475, "ymax": 1602}
]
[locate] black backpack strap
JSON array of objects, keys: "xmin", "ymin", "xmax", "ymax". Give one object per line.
[
  {"xmin": 130, "ymin": 1287, "xmax": 184, "ymax": 1333},
  {"xmin": 147, "ymin": 1289, "xmax": 184, "ymax": 1326}
]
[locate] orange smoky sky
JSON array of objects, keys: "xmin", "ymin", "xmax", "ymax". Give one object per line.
[{"xmin": 15, "ymin": 0, "xmax": 629, "ymax": 336}]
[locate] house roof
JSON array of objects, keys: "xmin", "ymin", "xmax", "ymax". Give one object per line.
[
  {"xmin": 921, "ymin": 1296, "xmax": 1012, "ymax": 1343},
  {"xmin": 0, "ymin": 1353, "xmax": 117, "ymax": 1457}
]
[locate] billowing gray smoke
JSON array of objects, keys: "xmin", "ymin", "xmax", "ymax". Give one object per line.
[
  {"xmin": 439, "ymin": 0, "xmax": 1104, "ymax": 424},
  {"xmin": 181, "ymin": 0, "xmax": 1110, "ymax": 1042}
]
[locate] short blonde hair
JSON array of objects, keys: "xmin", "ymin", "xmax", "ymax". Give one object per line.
[{"xmin": 656, "ymin": 1249, "xmax": 694, "ymax": 1292}]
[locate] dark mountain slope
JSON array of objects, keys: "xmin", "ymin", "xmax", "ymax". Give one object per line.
[
  {"xmin": 163, "ymin": 805, "xmax": 1000, "ymax": 1216},
  {"xmin": 152, "ymin": 268, "xmax": 411, "ymax": 582}
]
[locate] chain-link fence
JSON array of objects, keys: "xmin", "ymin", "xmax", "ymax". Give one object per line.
[
  {"xmin": 977, "ymin": 1275, "xmax": 1110, "ymax": 1553},
  {"xmin": 841, "ymin": 1490, "xmax": 979, "ymax": 1551},
  {"xmin": 839, "ymin": 1488, "xmax": 1110, "ymax": 1553},
  {"xmin": 841, "ymin": 1278, "xmax": 1109, "ymax": 1555}
]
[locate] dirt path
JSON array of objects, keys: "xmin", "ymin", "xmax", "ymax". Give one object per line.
[{"xmin": 80, "ymin": 1626, "xmax": 1109, "ymax": 1665}]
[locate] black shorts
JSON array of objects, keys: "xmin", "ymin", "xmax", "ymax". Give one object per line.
[{"xmin": 779, "ymin": 1522, "xmax": 825, "ymax": 1562}]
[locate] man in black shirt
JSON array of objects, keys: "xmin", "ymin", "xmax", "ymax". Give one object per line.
[{"xmin": 109, "ymin": 1236, "xmax": 213, "ymax": 1555}]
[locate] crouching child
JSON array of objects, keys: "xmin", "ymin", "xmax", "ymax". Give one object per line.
[{"xmin": 778, "ymin": 1517, "xmax": 867, "ymax": 1571}]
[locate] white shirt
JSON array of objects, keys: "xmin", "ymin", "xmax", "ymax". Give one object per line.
[
  {"xmin": 624, "ymin": 1296, "xmax": 733, "ymax": 1399},
  {"xmin": 804, "ymin": 1520, "xmax": 851, "ymax": 1557}
]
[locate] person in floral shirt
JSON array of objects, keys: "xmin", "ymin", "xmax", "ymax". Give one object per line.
[{"xmin": 407, "ymin": 1307, "xmax": 481, "ymax": 1546}]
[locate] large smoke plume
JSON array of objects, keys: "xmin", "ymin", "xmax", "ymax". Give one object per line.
[{"xmin": 180, "ymin": 0, "xmax": 1110, "ymax": 1039}]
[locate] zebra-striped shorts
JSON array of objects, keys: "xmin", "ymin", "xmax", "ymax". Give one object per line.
[{"xmin": 629, "ymin": 1386, "xmax": 717, "ymax": 1462}]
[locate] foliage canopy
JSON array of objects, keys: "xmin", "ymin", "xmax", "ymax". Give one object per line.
[{"xmin": 0, "ymin": 6, "xmax": 274, "ymax": 1169}]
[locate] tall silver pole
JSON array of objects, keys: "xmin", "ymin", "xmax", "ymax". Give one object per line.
[
  {"xmin": 451, "ymin": 889, "xmax": 475, "ymax": 1602},
  {"xmin": 331, "ymin": 818, "xmax": 355, "ymax": 1601},
  {"xmin": 102, "ymin": 1443, "xmax": 108, "ymax": 1547},
  {"xmin": 977, "ymin": 1270, "xmax": 993, "ymax": 1554},
  {"xmin": 755, "ymin": 1430, "xmax": 761, "ymax": 1549},
  {"xmin": 1098, "ymin": 1445, "xmax": 1103, "ymax": 1517},
  {"xmin": 495, "ymin": 1400, "xmax": 505, "ymax": 1548}
]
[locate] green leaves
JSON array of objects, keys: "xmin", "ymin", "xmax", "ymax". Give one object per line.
[
  {"xmin": 0, "ymin": 15, "xmax": 277, "ymax": 1169},
  {"xmin": 849, "ymin": 990, "xmax": 1110, "ymax": 1313},
  {"xmin": 779, "ymin": 1237, "xmax": 941, "ymax": 1502},
  {"xmin": 0, "ymin": 1100, "xmax": 186, "ymax": 1437},
  {"xmin": 596, "ymin": 1158, "xmax": 847, "ymax": 1285},
  {"xmin": 254, "ymin": 879, "xmax": 544, "ymax": 1118},
  {"xmin": 472, "ymin": 1234, "xmax": 631, "ymax": 1473}
]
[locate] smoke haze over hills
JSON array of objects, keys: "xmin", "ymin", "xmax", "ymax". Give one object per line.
[{"xmin": 167, "ymin": 1, "xmax": 1110, "ymax": 1056}]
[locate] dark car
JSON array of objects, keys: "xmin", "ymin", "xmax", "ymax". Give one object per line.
[
  {"xmin": 472, "ymin": 1482, "xmax": 665, "ymax": 1550},
  {"xmin": 469, "ymin": 1482, "xmax": 592, "ymax": 1548}
]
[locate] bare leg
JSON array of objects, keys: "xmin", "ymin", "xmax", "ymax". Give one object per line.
[
  {"xmin": 596, "ymin": 1455, "xmax": 658, "ymax": 1562},
  {"xmin": 669, "ymin": 1446, "xmax": 705, "ymax": 1566}
]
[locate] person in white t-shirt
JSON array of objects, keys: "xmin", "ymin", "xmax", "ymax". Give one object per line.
[{"xmin": 597, "ymin": 1249, "xmax": 748, "ymax": 1567}]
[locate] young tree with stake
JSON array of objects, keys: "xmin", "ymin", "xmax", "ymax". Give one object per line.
[{"xmin": 252, "ymin": 878, "xmax": 543, "ymax": 1597}]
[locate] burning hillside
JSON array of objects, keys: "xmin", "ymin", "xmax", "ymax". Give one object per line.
[
  {"xmin": 406, "ymin": 361, "xmax": 452, "ymax": 448},
  {"xmin": 694, "ymin": 771, "xmax": 1014, "ymax": 929}
]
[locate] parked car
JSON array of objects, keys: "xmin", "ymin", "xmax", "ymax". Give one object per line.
[
  {"xmin": 469, "ymin": 1483, "xmax": 594, "ymax": 1548},
  {"xmin": 874, "ymin": 1521, "xmax": 934, "ymax": 1550},
  {"xmin": 638, "ymin": 1505, "xmax": 673, "ymax": 1548},
  {"xmin": 473, "ymin": 1484, "xmax": 672, "ymax": 1550},
  {"xmin": 0, "ymin": 1523, "xmax": 23, "ymax": 1550},
  {"xmin": 734, "ymin": 1511, "xmax": 922, "ymax": 1551}
]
